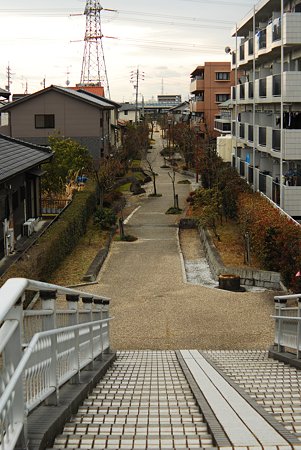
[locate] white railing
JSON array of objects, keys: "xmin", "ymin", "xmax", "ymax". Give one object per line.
[
  {"xmin": 272, "ymin": 293, "xmax": 301, "ymax": 357},
  {"xmin": 0, "ymin": 278, "xmax": 112, "ymax": 450}
]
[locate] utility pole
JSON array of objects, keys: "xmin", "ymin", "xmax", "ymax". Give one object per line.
[
  {"xmin": 6, "ymin": 64, "xmax": 13, "ymax": 101},
  {"xmin": 130, "ymin": 67, "xmax": 144, "ymax": 125}
]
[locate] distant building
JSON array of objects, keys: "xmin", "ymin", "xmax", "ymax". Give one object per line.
[
  {"xmin": 190, "ymin": 62, "xmax": 236, "ymax": 139},
  {"xmin": 168, "ymin": 101, "xmax": 190, "ymax": 124},
  {"xmin": 118, "ymin": 103, "xmax": 141, "ymax": 124},
  {"xmin": 157, "ymin": 95, "xmax": 182, "ymax": 104}
]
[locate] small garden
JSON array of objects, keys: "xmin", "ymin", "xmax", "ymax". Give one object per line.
[{"xmin": 186, "ymin": 145, "xmax": 301, "ymax": 290}]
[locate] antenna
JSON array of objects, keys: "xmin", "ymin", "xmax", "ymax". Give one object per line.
[{"xmin": 80, "ymin": 1, "xmax": 111, "ymax": 98}]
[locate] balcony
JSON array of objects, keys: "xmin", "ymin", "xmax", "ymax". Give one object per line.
[
  {"xmin": 259, "ymin": 78, "xmax": 267, "ymax": 98},
  {"xmin": 257, "ymin": 29, "xmax": 267, "ymax": 50},
  {"xmin": 272, "ymin": 129, "xmax": 280, "ymax": 151},
  {"xmin": 239, "ymin": 44, "xmax": 245, "ymax": 61},
  {"xmin": 248, "ymin": 125, "xmax": 253, "ymax": 142},
  {"xmin": 239, "ymin": 123, "xmax": 245, "ymax": 139},
  {"xmin": 272, "ymin": 74, "xmax": 281, "ymax": 96},
  {"xmin": 190, "ymin": 97, "xmax": 204, "ymax": 113},
  {"xmin": 214, "ymin": 119, "xmax": 231, "ymax": 134},
  {"xmin": 239, "ymin": 84, "xmax": 245, "ymax": 100},
  {"xmin": 258, "ymin": 127, "xmax": 266, "ymax": 146},
  {"xmin": 190, "ymin": 78, "xmax": 204, "ymax": 94},
  {"xmin": 248, "ymin": 38, "xmax": 254, "ymax": 56}
]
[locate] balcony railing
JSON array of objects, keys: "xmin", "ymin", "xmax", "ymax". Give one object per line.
[
  {"xmin": 272, "ymin": 17, "xmax": 281, "ymax": 42},
  {"xmin": 259, "ymin": 78, "xmax": 267, "ymax": 97},
  {"xmin": 239, "ymin": 123, "xmax": 245, "ymax": 139},
  {"xmin": 272, "ymin": 74, "xmax": 281, "ymax": 96},
  {"xmin": 257, "ymin": 29, "xmax": 267, "ymax": 49},
  {"xmin": 248, "ymin": 125, "xmax": 253, "ymax": 142},
  {"xmin": 259, "ymin": 127, "xmax": 266, "ymax": 146},
  {"xmin": 259, "ymin": 172, "xmax": 267, "ymax": 193},
  {"xmin": 248, "ymin": 81, "xmax": 254, "ymax": 99},
  {"xmin": 240, "ymin": 160, "xmax": 245, "ymax": 177},
  {"xmin": 272, "ymin": 129, "xmax": 280, "ymax": 151},
  {"xmin": 239, "ymin": 44, "xmax": 245, "ymax": 61},
  {"xmin": 248, "ymin": 38, "xmax": 254, "ymax": 55},
  {"xmin": 239, "ymin": 84, "xmax": 245, "ymax": 100}
]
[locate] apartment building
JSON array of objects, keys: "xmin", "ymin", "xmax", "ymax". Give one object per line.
[
  {"xmin": 190, "ymin": 62, "xmax": 235, "ymax": 139},
  {"xmin": 231, "ymin": 0, "xmax": 301, "ymax": 218}
]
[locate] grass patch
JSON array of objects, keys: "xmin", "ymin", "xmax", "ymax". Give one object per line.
[
  {"xmin": 48, "ymin": 217, "xmax": 110, "ymax": 286},
  {"xmin": 166, "ymin": 207, "xmax": 183, "ymax": 214},
  {"xmin": 117, "ymin": 183, "xmax": 132, "ymax": 192},
  {"xmin": 115, "ymin": 234, "xmax": 138, "ymax": 242},
  {"xmin": 178, "ymin": 179, "xmax": 191, "ymax": 184}
]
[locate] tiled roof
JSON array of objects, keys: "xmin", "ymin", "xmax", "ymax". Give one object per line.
[
  {"xmin": 0, "ymin": 85, "xmax": 114, "ymax": 111},
  {"xmin": 0, "ymin": 134, "xmax": 53, "ymax": 182}
]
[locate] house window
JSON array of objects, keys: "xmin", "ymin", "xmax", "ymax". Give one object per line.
[
  {"xmin": 216, "ymin": 94, "xmax": 230, "ymax": 103},
  {"xmin": 100, "ymin": 117, "xmax": 103, "ymax": 127},
  {"xmin": 124, "ymin": 111, "xmax": 128, "ymax": 116},
  {"xmin": 216, "ymin": 72, "xmax": 230, "ymax": 81},
  {"xmin": 35, "ymin": 114, "xmax": 55, "ymax": 129}
]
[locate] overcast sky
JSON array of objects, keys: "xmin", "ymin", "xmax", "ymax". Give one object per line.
[{"xmin": 0, "ymin": 0, "xmax": 254, "ymax": 102}]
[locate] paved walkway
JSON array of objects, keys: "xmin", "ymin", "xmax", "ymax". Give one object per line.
[{"xmin": 86, "ymin": 134, "xmax": 276, "ymax": 350}]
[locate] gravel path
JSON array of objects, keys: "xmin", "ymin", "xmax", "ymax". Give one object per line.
[{"xmin": 84, "ymin": 136, "xmax": 278, "ymax": 351}]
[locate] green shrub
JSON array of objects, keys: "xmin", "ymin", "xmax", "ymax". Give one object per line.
[
  {"xmin": 1, "ymin": 182, "xmax": 97, "ymax": 284},
  {"xmin": 238, "ymin": 192, "xmax": 301, "ymax": 287},
  {"xmin": 94, "ymin": 208, "xmax": 117, "ymax": 230}
]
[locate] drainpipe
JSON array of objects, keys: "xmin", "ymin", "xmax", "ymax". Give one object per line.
[
  {"xmin": 253, "ymin": 6, "xmax": 256, "ymax": 192},
  {"xmin": 280, "ymin": 0, "xmax": 284, "ymax": 209}
]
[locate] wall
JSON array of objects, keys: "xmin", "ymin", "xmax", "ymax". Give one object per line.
[{"xmin": 198, "ymin": 226, "xmax": 282, "ymax": 290}]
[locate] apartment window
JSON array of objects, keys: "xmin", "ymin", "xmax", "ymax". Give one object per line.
[
  {"xmin": 100, "ymin": 117, "xmax": 103, "ymax": 127},
  {"xmin": 216, "ymin": 72, "xmax": 230, "ymax": 81},
  {"xmin": 35, "ymin": 114, "xmax": 55, "ymax": 129},
  {"xmin": 216, "ymin": 94, "xmax": 230, "ymax": 103}
]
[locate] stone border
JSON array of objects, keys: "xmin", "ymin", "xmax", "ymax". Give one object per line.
[
  {"xmin": 82, "ymin": 227, "xmax": 116, "ymax": 282},
  {"xmin": 176, "ymin": 351, "xmax": 231, "ymax": 447},
  {"xmin": 27, "ymin": 352, "xmax": 116, "ymax": 450},
  {"xmin": 179, "ymin": 218, "xmax": 284, "ymax": 290}
]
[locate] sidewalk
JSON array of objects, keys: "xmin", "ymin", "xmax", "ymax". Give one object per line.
[{"xmin": 86, "ymin": 135, "xmax": 276, "ymax": 351}]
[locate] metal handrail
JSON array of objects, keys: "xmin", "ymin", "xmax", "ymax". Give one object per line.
[{"xmin": 0, "ymin": 277, "xmax": 112, "ymax": 450}]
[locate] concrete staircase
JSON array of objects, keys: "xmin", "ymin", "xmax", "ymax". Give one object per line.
[
  {"xmin": 52, "ymin": 351, "xmax": 214, "ymax": 449},
  {"xmin": 49, "ymin": 349, "xmax": 301, "ymax": 449}
]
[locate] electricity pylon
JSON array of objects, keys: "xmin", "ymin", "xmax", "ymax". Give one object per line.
[{"xmin": 80, "ymin": 1, "xmax": 110, "ymax": 98}]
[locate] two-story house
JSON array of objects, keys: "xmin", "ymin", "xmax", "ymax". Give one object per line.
[{"xmin": 0, "ymin": 85, "xmax": 118, "ymax": 161}]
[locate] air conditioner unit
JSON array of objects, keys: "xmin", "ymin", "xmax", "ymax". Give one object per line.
[
  {"xmin": 6, "ymin": 228, "xmax": 15, "ymax": 254},
  {"xmin": 23, "ymin": 221, "xmax": 33, "ymax": 237}
]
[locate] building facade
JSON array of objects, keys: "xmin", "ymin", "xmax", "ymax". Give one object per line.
[
  {"xmin": 231, "ymin": 0, "xmax": 301, "ymax": 218},
  {"xmin": 0, "ymin": 134, "xmax": 53, "ymax": 259},
  {"xmin": 190, "ymin": 62, "xmax": 235, "ymax": 139},
  {"xmin": 0, "ymin": 85, "xmax": 116, "ymax": 161}
]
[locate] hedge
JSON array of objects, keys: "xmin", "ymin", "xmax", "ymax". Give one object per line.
[
  {"xmin": 237, "ymin": 192, "xmax": 301, "ymax": 287},
  {"xmin": 1, "ymin": 182, "xmax": 97, "ymax": 284}
]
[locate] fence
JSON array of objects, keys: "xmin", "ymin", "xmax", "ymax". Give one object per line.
[
  {"xmin": 41, "ymin": 198, "xmax": 71, "ymax": 215},
  {"xmin": 0, "ymin": 278, "xmax": 112, "ymax": 450},
  {"xmin": 272, "ymin": 293, "xmax": 301, "ymax": 357}
]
